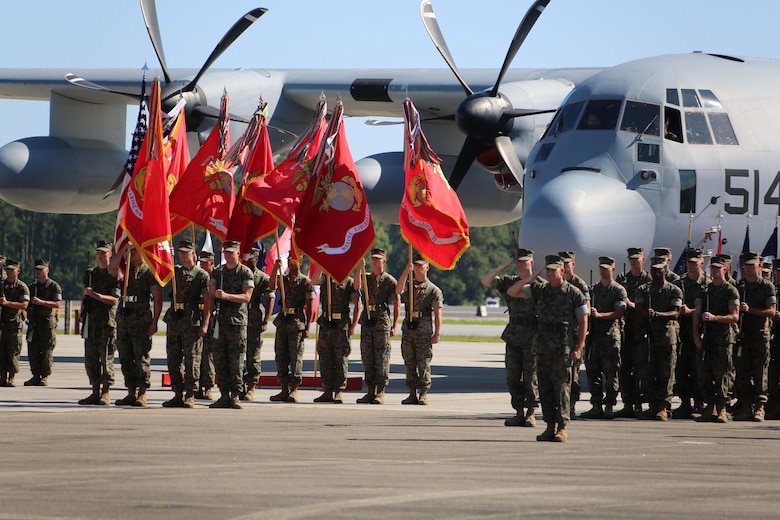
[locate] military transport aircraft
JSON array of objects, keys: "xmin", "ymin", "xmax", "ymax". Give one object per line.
[
  {"xmin": 0, "ymin": 0, "xmax": 598, "ymax": 227},
  {"xmin": 520, "ymin": 51, "xmax": 780, "ymax": 274}
]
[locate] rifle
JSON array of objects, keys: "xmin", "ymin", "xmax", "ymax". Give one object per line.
[
  {"xmin": 700, "ymin": 284, "xmax": 709, "ymax": 363},
  {"xmin": 26, "ymin": 283, "xmax": 37, "ymax": 343},
  {"xmin": 212, "ymin": 269, "xmax": 223, "ymax": 339},
  {"xmin": 736, "ymin": 280, "xmax": 745, "ymax": 358},
  {"xmin": 81, "ymin": 269, "xmax": 92, "ymax": 339},
  {"xmin": 645, "ymin": 291, "xmax": 653, "ymax": 364}
]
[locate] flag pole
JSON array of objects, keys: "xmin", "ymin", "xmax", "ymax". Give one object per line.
[
  {"xmin": 275, "ymin": 227, "xmax": 286, "ymax": 309},
  {"xmin": 190, "ymin": 223, "xmax": 196, "ymax": 247},
  {"xmin": 408, "ymin": 242, "xmax": 414, "ymax": 318},
  {"xmin": 122, "ymin": 247, "xmax": 131, "ymax": 307}
]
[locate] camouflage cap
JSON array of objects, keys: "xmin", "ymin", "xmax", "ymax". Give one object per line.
[
  {"xmin": 515, "ymin": 248, "xmax": 533, "ymax": 261},
  {"xmin": 719, "ymin": 253, "xmax": 732, "ymax": 264},
  {"xmin": 4, "ymin": 258, "xmax": 20, "ymax": 269},
  {"xmin": 627, "ymin": 247, "xmax": 644, "ymax": 259},
  {"xmin": 222, "ymin": 240, "xmax": 240, "ymax": 253},
  {"xmin": 370, "ymin": 248, "xmax": 387, "ymax": 259},
  {"xmin": 599, "ymin": 256, "xmax": 616, "ymax": 268},
  {"xmin": 177, "ymin": 240, "xmax": 196, "ymax": 252},
  {"xmin": 710, "ymin": 256, "xmax": 725, "ymax": 268},
  {"xmin": 248, "ymin": 248, "xmax": 260, "ymax": 259},
  {"xmin": 95, "ymin": 240, "xmax": 112, "ymax": 252},
  {"xmin": 740, "ymin": 251, "xmax": 761, "ymax": 265},
  {"xmin": 650, "ymin": 256, "xmax": 667, "ymax": 269},
  {"xmin": 413, "ymin": 254, "xmax": 428, "ymax": 265},
  {"xmin": 653, "ymin": 247, "xmax": 672, "ymax": 259},
  {"xmin": 558, "ymin": 251, "xmax": 576, "ymax": 263},
  {"xmin": 198, "ymin": 250, "xmax": 214, "ymax": 262},
  {"xmin": 545, "ymin": 254, "xmax": 564, "ymax": 269},
  {"xmin": 685, "ymin": 247, "xmax": 704, "ymax": 261},
  {"xmin": 763, "ymin": 261, "xmax": 772, "ymax": 273},
  {"xmin": 34, "ymin": 259, "xmax": 49, "ymax": 269}
]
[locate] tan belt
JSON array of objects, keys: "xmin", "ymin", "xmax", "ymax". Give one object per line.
[
  {"xmin": 410, "ymin": 311, "xmax": 422, "ymax": 318},
  {"xmin": 283, "ymin": 308, "xmax": 297, "ymax": 315},
  {"xmin": 367, "ymin": 305, "xmax": 377, "ymax": 312},
  {"xmin": 175, "ymin": 303, "xmax": 203, "ymax": 310},
  {"xmin": 330, "ymin": 313, "xmax": 342, "ymax": 320}
]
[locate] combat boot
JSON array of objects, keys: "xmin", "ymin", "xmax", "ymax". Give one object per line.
[
  {"xmin": 115, "ymin": 388, "xmax": 137, "ymax": 406},
  {"xmin": 230, "ymin": 393, "xmax": 243, "ymax": 409},
  {"xmin": 753, "ymin": 403, "xmax": 766, "ymax": 422},
  {"xmin": 716, "ymin": 404, "xmax": 729, "ymax": 423},
  {"xmin": 613, "ymin": 404, "xmax": 635, "ymax": 419},
  {"xmin": 553, "ymin": 422, "xmax": 568, "ymax": 442},
  {"xmin": 24, "ymin": 375, "xmax": 41, "ymax": 386},
  {"xmin": 695, "ymin": 404, "xmax": 716, "ymax": 422},
  {"xmin": 37, "ymin": 377, "xmax": 48, "ymax": 386},
  {"xmin": 672, "ymin": 400, "xmax": 693, "ymax": 419},
  {"xmin": 243, "ymin": 384, "xmax": 255, "ymax": 402},
  {"xmin": 209, "ymin": 393, "xmax": 231, "ymax": 408},
  {"xmin": 98, "ymin": 385, "xmax": 111, "ymax": 406},
  {"xmin": 270, "ymin": 385, "xmax": 289, "ymax": 402},
  {"xmin": 371, "ymin": 386, "xmax": 385, "ymax": 405},
  {"xmin": 417, "ymin": 389, "xmax": 429, "ymax": 405},
  {"xmin": 183, "ymin": 390, "xmax": 195, "ymax": 408},
  {"xmin": 333, "ymin": 391, "xmax": 343, "ymax": 404},
  {"xmin": 6, "ymin": 373, "xmax": 15, "ymax": 387},
  {"xmin": 78, "ymin": 385, "xmax": 101, "ymax": 405},
  {"xmin": 162, "ymin": 392, "xmax": 185, "ymax": 408},
  {"xmin": 536, "ymin": 422, "xmax": 556, "ymax": 442},
  {"xmin": 314, "ymin": 390, "xmax": 334, "ymax": 403},
  {"xmin": 202, "ymin": 388, "xmax": 213, "ymax": 400},
  {"xmin": 401, "ymin": 390, "xmax": 419, "ymax": 405},
  {"xmin": 504, "ymin": 411, "xmax": 525, "ymax": 427},
  {"xmin": 357, "ymin": 386, "xmax": 375, "ymax": 404},
  {"xmin": 655, "ymin": 404, "xmax": 669, "ymax": 421},
  {"xmin": 602, "ymin": 404, "xmax": 614, "ymax": 420},
  {"xmin": 581, "ymin": 405, "xmax": 603, "ymax": 419},
  {"xmin": 287, "ymin": 383, "xmax": 299, "ymax": 403},
  {"xmin": 691, "ymin": 398, "xmax": 705, "ymax": 419},
  {"xmin": 133, "ymin": 388, "xmax": 147, "ymax": 407},
  {"xmin": 524, "ymin": 407, "xmax": 537, "ymax": 427}
]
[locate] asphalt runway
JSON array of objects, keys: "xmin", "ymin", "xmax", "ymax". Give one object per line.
[{"xmin": 1, "ymin": 333, "xmax": 779, "ymax": 519}]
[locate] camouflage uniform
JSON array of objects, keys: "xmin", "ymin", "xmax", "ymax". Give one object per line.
[
  {"xmin": 735, "ymin": 276, "xmax": 776, "ymax": 412},
  {"xmin": 696, "ymin": 280, "xmax": 739, "ymax": 409},
  {"xmin": 26, "ymin": 277, "xmax": 62, "ymax": 381},
  {"xmin": 529, "ymin": 280, "xmax": 588, "ymax": 426},
  {"xmin": 316, "ymin": 276, "xmax": 358, "ymax": 394},
  {"xmin": 399, "ymin": 278, "xmax": 443, "ymax": 393},
  {"xmin": 0, "ymin": 276, "xmax": 30, "ymax": 383},
  {"xmin": 358, "ymin": 271, "xmax": 399, "ymax": 395},
  {"xmin": 674, "ymin": 270, "xmax": 710, "ymax": 415},
  {"xmin": 116, "ymin": 263, "xmax": 159, "ymax": 395},
  {"xmin": 586, "ymin": 280, "xmax": 627, "ymax": 409},
  {"xmin": 272, "ymin": 271, "xmax": 314, "ymax": 389},
  {"xmin": 635, "ymin": 280, "xmax": 683, "ymax": 414},
  {"xmin": 82, "ymin": 266, "xmax": 120, "ymax": 388},
  {"xmin": 493, "ymin": 275, "xmax": 543, "ymax": 413},
  {"xmin": 210, "ymin": 263, "xmax": 254, "ymax": 399},
  {"xmin": 164, "ymin": 264, "xmax": 209, "ymax": 400},
  {"xmin": 245, "ymin": 267, "xmax": 273, "ymax": 393},
  {"xmin": 616, "ymin": 269, "xmax": 652, "ymax": 412}
]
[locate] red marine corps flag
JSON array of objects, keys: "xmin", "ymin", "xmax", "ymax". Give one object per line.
[
  {"xmin": 168, "ymin": 90, "xmax": 233, "ymax": 240},
  {"xmin": 294, "ymin": 99, "xmax": 375, "ymax": 283},
  {"xmin": 119, "ymin": 78, "xmax": 175, "ymax": 285},
  {"xmin": 244, "ymin": 96, "xmax": 327, "ymax": 228},
  {"xmin": 399, "ymin": 98, "xmax": 469, "ymax": 270}
]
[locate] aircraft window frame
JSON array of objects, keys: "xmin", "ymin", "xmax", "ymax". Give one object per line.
[
  {"xmin": 620, "ymin": 101, "xmax": 660, "ymax": 136},
  {"xmin": 666, "ymin": 88, "xmax": 680, "ymax": 106},
  {"xmin": 681, "ymin": 89, "xmax": 701, "ymax": 108},
  {"xmin": 679, "ymin": 169, "xmax": 697, "ymax": 213},
  {"xmin": 685, "ymin": 111, "xmax": 713, "ymax": 145},
  {"xmin": 699, "ymin": 89, "xmax": 723, "ymax": 109},
  {"xmin": 664, "ymin": 106, "xmax": 683, "ymax": 143},
  {"xmin": 708, "ymin": 112, "xmax": 739, "ymax": 145},
  {"xmin": 637, "ymin": 143, "xmax": 660, "ymax": 163},
  {"xmin": 557, "ymin": 101, "xmax": 585, "ymax": 134},
  {"xmin": 577, "ymin": 99, "xmax": 622, "ymax": 130}
]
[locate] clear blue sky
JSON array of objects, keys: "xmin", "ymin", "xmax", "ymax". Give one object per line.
[{"xmin": 2, "ymin": 0, "xmax": 779, "ymax": 160}]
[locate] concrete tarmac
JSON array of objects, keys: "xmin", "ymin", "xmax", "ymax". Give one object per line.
[{"xmin": 1, "ymin": 333, "xmax": 780, "ymax": 519}]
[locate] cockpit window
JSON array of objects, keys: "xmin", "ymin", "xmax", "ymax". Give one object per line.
[
  {"xmin": 699, "ymin": 90, "xmax": 723, "ymax": 109},
  {"xmin": 681, "ymin": 89, "xmax": 701, "ymax": 108},
  {"xmin": 557, "ymin": 101, "xmax": 585, "ymax": 134},
  {"xmin": 664, "ymin": 107, "xmax": 683, "ymax": 143},
  {"xmin": 666, "ymin": 88, "xmax": 679, "ymax": 106},
  {"xmin": 620, "ymin": 101, "xmax": 660, "ymax": 135},
  {"xmin": 685, "ymin": 112, "xmax": 713, "ymax": 144},
  {"xmin": 577, "ymin": 99, "xmax": 621, "ymax": 130},
  {"xmin": 708, "ymin": 112, "xmax": 739, "ymax": 145}
]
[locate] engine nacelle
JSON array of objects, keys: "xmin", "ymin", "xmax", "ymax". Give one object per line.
[{"xmin": 0, "ymin": 137, "xmax": 125, "ymax": 214}]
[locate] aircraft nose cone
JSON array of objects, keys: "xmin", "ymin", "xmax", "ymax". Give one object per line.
[{"xmin": 519, "ymin": 170, "xmax": 655, "ymax": 270}]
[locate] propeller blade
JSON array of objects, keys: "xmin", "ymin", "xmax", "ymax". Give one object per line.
[
  {"xmin": 494, "ymin": 135, "xmax": 524, "ymax": 191},
  {"xmin": 365, "ymin": 114, "xmax": 455, "ymax": 126},
  {"xmin": 139, "ymin": 0, "xmax": 172, "ymax": 84},
  {"xmin": 64, "ymin": 73, "xmax": 140, "ymax": 99},
  {"xmin": 420, "ymin": 0, "xmax": 473, "ymax": 96},
  {"xmin": 100, "ymin": 170, "xmax": 127, "ymax": 202},
  {"xmin": 449, "ymin": 137, "xmax": 483, "ymax": 191},
  {"xmin": 180, "ymin": 7, "xmax": 268, "ymax": 95},
  {"xmin": 490, "ymin": 0, "xmax": 551, "ymax": 97},
  {"xmin": 193, "ymin": 105, "xmax": 251, "ymax": 124},
  {"xmin": 503, "ymin": 107, "xmax": 556, "ymax": 119}
]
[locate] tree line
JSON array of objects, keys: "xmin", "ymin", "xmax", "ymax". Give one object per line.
[{"xmin": 0, "ymin": 200, "xmax": 518, "ymax": 305}]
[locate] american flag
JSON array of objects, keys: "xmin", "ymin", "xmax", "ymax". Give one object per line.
[{"xmin": 114, "ymin": 72, "xmax": 148, "ymax": 278}]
